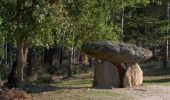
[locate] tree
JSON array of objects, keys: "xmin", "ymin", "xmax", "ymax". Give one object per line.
[
  {"xmin": 0, "ymin": 0, "xmax": 150, "ymax": 88},
  {"xmin": 0, "ymin": 0, "xmax": 69, "ymax": 87}
]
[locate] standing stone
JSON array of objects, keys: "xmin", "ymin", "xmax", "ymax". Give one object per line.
[
  {"xmin": 93, "ymin": 61, "xmax": 120, "ymax": 88},
  {"xmin": 123, "ymin": 63, "xmax": 143, "ymax": 87}
]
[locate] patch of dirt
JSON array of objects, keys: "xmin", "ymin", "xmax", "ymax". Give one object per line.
[
  {"xmin": 113, "ymin": 85, "xmax": 170, "ymax": 100},
  {"xmin": 30, "ymin": 85, "xmax": 170, "ymax": 100}
]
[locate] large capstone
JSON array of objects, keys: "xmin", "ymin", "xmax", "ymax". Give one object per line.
[{"xmin": 82, "ymin": 41, "xmax": 152, "ymax": 63}]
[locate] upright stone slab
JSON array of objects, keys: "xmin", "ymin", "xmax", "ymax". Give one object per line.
[
  {"xmin": 93, "ymin": 61, "xmax": 120, "ymax": 88},
  {"xmin": 123, "ymin": 63, "xmax": 143, "ymax": 87}
]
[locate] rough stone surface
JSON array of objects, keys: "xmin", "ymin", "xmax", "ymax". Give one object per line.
[
  {"xmin": 82, "ymin": 41, "xmax": 152, "ymax": 88},
  {"xmin": 82, "ymin": 41, "xmax": 152, "ymax": 63},
  {"xmin": 123, "ymin": 63, "xmax": 143, "ymax": 87},
  {"xmin": 93, "ymin": 61, "xmax": 120, "ymax": 88}
]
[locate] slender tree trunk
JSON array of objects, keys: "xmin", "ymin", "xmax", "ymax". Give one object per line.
[
  {"xmin": 163, "ymin": 40, "xmax": 169, "ymax": 68},
  {"xmin": 59, "ymin": 47, "xmax": 63, "ymax": 65},
  {"xmin": 55, "ymin": 47, "xmax": 63, "ymax": 65},
  {"xmin": 5, "ymin": 40, "xmax": 8, "ymax": 66},
  {"xmin": 72, "ymin": 47, "xmax": 75, "ymax": 64},
  {"xmin": 16, "ymin": 39, "xmax": 28, "ymax": 88},
  {"xmin": 120, "ymin": 8, "xmax": 124, "ymax": 42},
  {"xmin": 88, "ymin": 57, "xmax": 93, "ymax": 67},
  {"xmin": 67, "ymin": 49, "xmax": 73, "ymax": 78},
  {"xmin": 27, "ymin": 48, "xmax": 34, "ymax": 76},
  {"xmin": 7, "ymin": 33, "xmax": 13, "ymax": 69},
  {"xmin": 164, "ymin": 2, "xmax": 170, "ymax": 68},
  {"xmin": 79, "ymin": 50, "xmax": 83, "ymax": 63},
  {"xmin": 44, "ymin": 48, "xmax": 53, "ymax": 74},
  {"xmin": 5, "ymin": 61, "xmax": 17, "ymax": 88}
]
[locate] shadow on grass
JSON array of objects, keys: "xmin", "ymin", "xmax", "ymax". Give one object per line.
[
  {"xmin": 24, "ymin": 84, "xmax": 92, "ymax": 94},
  {"xmin": 25, "ymin": 78, "xmax": 93, "ymax": 94},
  {"xmin": 24, "ymin": 85, "xmax": 58, "ymax": 94}
]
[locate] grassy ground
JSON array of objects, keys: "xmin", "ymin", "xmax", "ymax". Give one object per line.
[
  {"xmin": 142, "ymin": 61, "xmax": 170, "ymax": 86},
  {"xmin": 31, "ymin": 88, "xmax": 126, "ymax": 100},
  {"xmin": 30, "ymin": 61, "xmax": 170, "ymax": 100},
  {"xmin": 31, "ymin": 72, "xmax": 128, "ymax": 100}
]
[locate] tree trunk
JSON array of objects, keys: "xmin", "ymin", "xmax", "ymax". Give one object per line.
[
  {"xmin": 16, "ymin": 39, "xmax": 28, "ymax": 88},
  {"xmin": 44, "ymin": 48, "xmax": 52, "ymax": 66},
  {"xmin": 67, "ymin": 49, "xmax": 73, "ymax": 78},
  {"xmin": 27, "ymin": 48, "xmax": 34, "ymax": 76},
  {"xmin": 59, "ymin": 47, "xmax": 63, "ymax": 65},
  {"xmin": 120, "ymin": 8, "xmax": 124, "ymax": 42},
  {"xmin": 7, "ymin": 33, "xmax": 13, "ymax": 69},
  {"xmin": 88, "ymin": 57, "xmax": 93, "ymax": 67},
  {"xmin": 79, "ymin": 51, "xmax": 83, "ymax": 63},
  {"xmin": 5, "ymin": 61, "xmax": 17, "ymax": 88},
  {"xmin": 44, "ymin": 47, "xmax": 53, "ymax": 74},
  {"xmin": 163, "ymin": 39, "xmax": 169, "ymax": 68},
  {"xmin": 57, "ymin": 47, "xmax": 62, "ymax": 65}
]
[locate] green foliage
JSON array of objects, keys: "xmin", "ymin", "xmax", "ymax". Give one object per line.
[
  {"xmin": 0, "ymin": 0, "xmax": 151, "ymax": 49},
  {"xmin": 0, "ymin": 35, "xmax": 5, "ymax": 59},
  {"xmin": 124, "ymin": 3, "xmax": 169, "ymax": 47}
]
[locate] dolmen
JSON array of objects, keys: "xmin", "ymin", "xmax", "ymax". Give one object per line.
[{"xmin": 82, "ymin": 41, "xmax": 152, "ymax": 88}]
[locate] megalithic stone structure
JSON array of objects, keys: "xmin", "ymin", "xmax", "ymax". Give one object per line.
[{"xmin": 82, "ymin": 41, "xmax": 152, "ymax": 88}]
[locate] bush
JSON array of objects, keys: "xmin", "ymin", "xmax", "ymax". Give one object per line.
[{"xmin": 34, "ymin": 74, "xmax": 53, "ymax": 85}]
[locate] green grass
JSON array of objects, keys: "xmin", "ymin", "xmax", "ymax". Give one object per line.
[
  {"xmin": 141, "ymin": 61, "xmax": 170, "ymax": 86},
  {"xmin": 143, "ymin": 76, "xmax": 170, "ymax": 86},
  {"xmin": 32, "ymin": 72, "xmax": 129, "ymax": 100},
  {"xmin": 31, "ymin": 61, "xmax": 170, "ymax": 100},
  {"xmin": 51, "ymin": 78, "xmax": 93, "ymax": 88},
  {"xmin": 32, "ymin": 77, "xmax": 128, "ymax": 100}
]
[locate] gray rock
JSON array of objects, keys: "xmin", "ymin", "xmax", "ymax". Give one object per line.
[
  {"xmin": 82, "ymin": 41, "xmax": 152, "ymax": 63},
  {"xmin": 93, "ymin": 61, "xmax": 120, "ymax": 88}
]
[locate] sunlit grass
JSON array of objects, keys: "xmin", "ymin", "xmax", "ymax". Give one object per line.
[
  {"xmin": 143, "ymin": 76, "xmax": 170, "ymax": 86},
  {"xmin": 142, "ymin": 61, "xmax": 170, "ymax": 86},
  {"xmin": 51, "ymin": 78, "xmax": 93, "ymax": 87}
]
